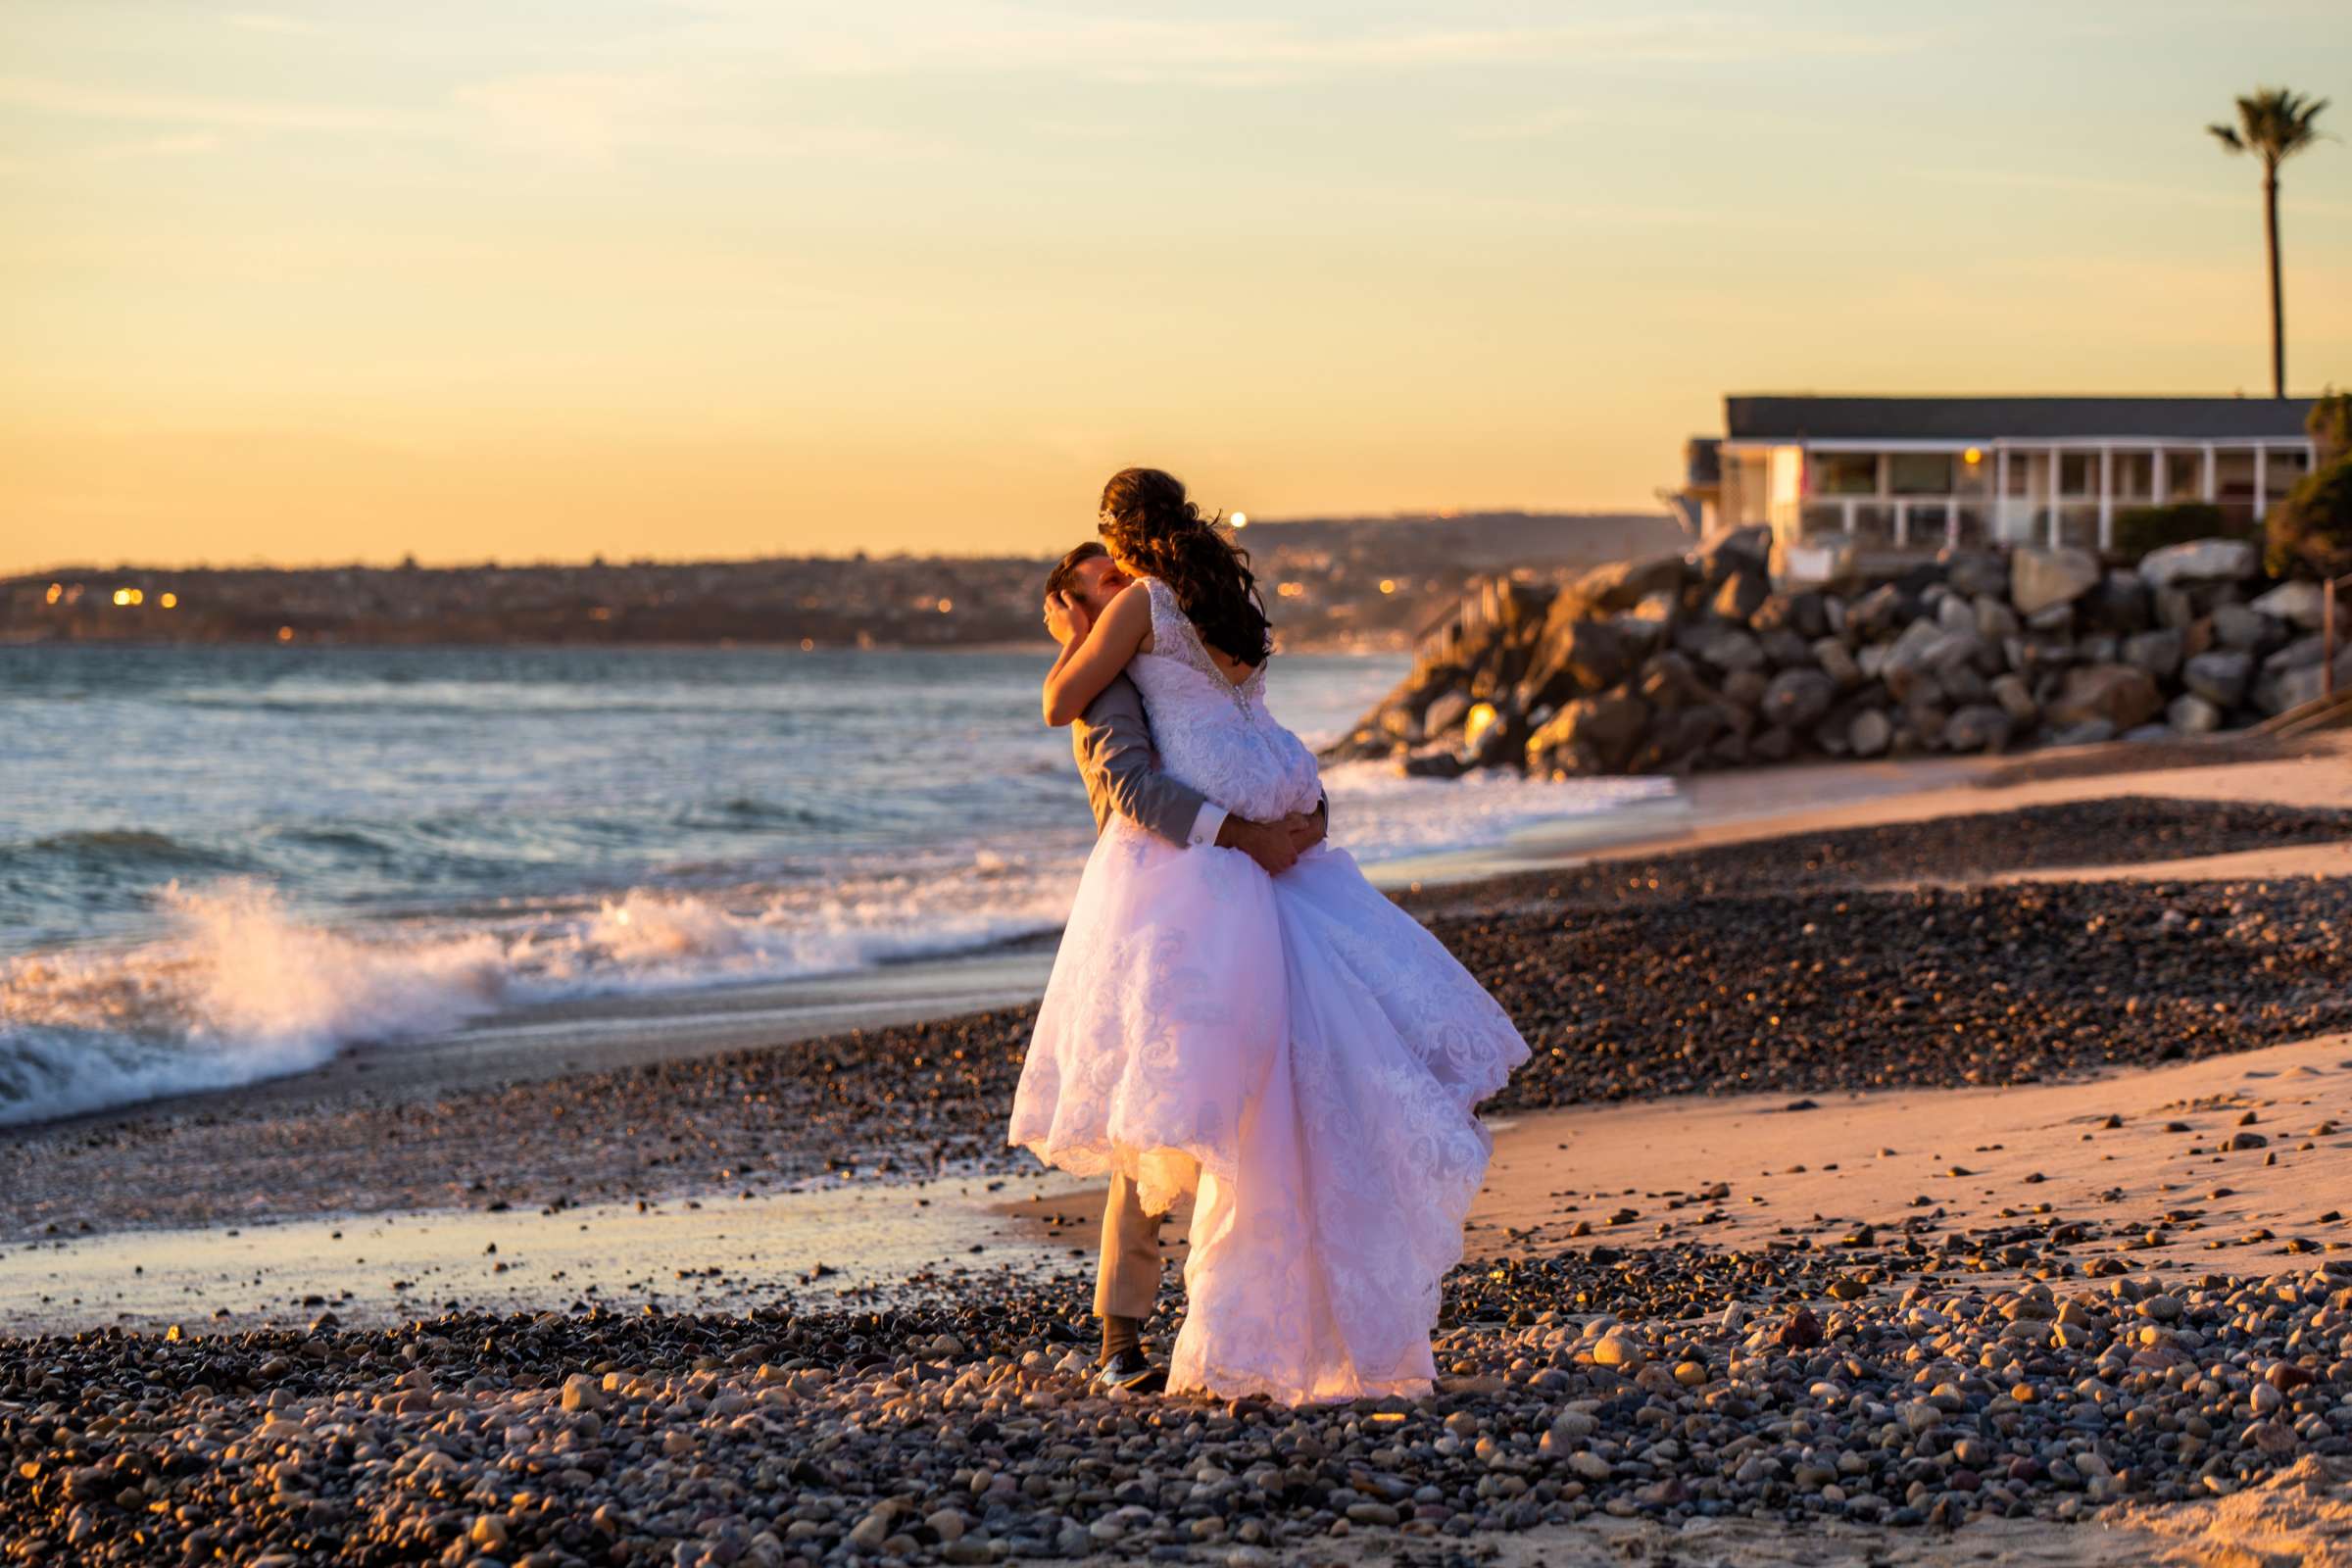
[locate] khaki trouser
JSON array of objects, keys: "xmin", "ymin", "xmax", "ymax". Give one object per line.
[{"xmin": 1094, "ymin": 1169, "xmax": 1164, "ymax": 1319}]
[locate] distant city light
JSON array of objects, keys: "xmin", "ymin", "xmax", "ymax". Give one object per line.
[
  {"xmin": 276, "ymin": 626, "xmax": 294, "ymax": 642},
  {"xmin": 1276, "ymin": 581, "xmax": 1304, "ymax": 599},
  {"xmin": 1378, "ymin": 579, "xmax": 1396, "ymax": 595},
  {"xmin": 936, "ymin": 598, "xmax": 954, "ymax": 613},
  {"xmin": 112, "ymin": 588, "xmax": 132, "ymax": 607},
  {"xmin": 800, "ymin": 638, "xmax": 814, "ymax": 652},
  {"xmin": 128, "ymin": 589, "xmax": 144, "ymax": 606},
  {"xmin": 159, "ymin": 592, "xmax": 177, "ymax": 610},
  {"xmin": 45, "ymin": 583, "xmax": 63, "ymax": 605},
  {"xmin": 1231, "ymin": 513, "xmax": 1248, "ymax": 528}
]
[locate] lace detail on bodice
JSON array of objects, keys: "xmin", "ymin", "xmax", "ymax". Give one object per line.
[
  {"xmin": 1126, "ymin": 577, "xmax": 1320, "ymax": 822},
  {"xmin": 1140, "ymin": 576, "xmax": 1265, "ymax": 712}
]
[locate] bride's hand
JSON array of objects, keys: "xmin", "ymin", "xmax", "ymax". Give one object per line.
[{"xmin": 1046, "ymin": 590, "xmax": 1095, "ymax": 648}]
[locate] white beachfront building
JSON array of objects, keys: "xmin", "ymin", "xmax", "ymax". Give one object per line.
[{"xmin": 1669, "ymin": 396, "xmax": 2321, "ymax": 561}]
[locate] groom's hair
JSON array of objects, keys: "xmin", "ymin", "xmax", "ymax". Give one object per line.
[{"xmin": 1043, "ymin": 541, "xmax": 1110, "ymax": 601}]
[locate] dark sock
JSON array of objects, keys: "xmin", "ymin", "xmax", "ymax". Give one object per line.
[{"xmin": 1101, "ymin": 1314, "xmax": 1142, "ymax": 1362}]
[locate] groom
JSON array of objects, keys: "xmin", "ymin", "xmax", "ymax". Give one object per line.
[{"xmin": 1041, "ymin": 540, "xmax": 1326, "ymax": 1392}]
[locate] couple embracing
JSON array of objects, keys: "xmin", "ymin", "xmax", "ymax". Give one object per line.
[{"xmin": 1006, "ymin": 466, "xmax": 1529, "ymax": 1406}]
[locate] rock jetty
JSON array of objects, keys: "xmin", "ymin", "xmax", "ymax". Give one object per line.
[{"xmin": 1327, "ymin": 530, "xmax": 2352, "ymax": 778}]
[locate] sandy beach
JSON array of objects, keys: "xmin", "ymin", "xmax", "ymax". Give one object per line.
[{"xmin": 6, "ymin": 731, "xmax": 2352, "ymax": 1565}]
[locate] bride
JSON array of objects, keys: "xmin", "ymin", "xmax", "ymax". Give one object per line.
[{"xmin": 1006, "ymin": 466, "xmax": 1528, "ymax": 1404}]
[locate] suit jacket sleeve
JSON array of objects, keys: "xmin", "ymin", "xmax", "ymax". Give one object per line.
[{"xmin": 1077, "ymin": 679, "xmax": 1213, "ymax": 850}]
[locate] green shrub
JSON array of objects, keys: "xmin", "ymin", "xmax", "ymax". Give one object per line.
[
  {"xmin": 2266, "ymin": 456, "xmax": 2352, "ymax": 580},
  {"xmin": 2112, "ymin": 502, "xmax": 2240, "ymax": 559},
  {"xmin": 2310, "ymin": 390, "xmax": 2351, "ymax": 465}
]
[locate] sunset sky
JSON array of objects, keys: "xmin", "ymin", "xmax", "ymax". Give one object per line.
[{"xmin": 3, "ymin": 1, "xmax": 2347, "ymax": 574}]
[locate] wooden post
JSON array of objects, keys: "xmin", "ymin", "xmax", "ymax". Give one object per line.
[
  {"xmin": 2328, "ymin": 574, "xmax": 2340, "ymax": 704},
  {"xmin": 2098, "ymin": 446, "xmax": 2114, "ymax": 550},
  {"xmin": 1994, "ymin": 447, "xmax": 2010, "ymax": 542}
]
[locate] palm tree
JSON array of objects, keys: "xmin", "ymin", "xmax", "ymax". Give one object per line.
[{"xmin": 2209, "ymin": 87, "xmax": 2328, "ymax": 399}]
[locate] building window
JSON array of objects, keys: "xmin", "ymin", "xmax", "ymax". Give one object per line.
[
  {"xmin": 2164, "ymin": 448, "xmax": 2206, "ymax": 502},
  {"xmin": 1815, "ymin": 454, "xmax": 1876, "ymax": 496},
  {"xmin": 2265, "ymin": 447, "xmax": 2311, "ymax": 496},
  {"xmin": 2058, "ymin": 453, "xmax": 2097, "ymax": 498},
  {"xmin": 2112, "ymin": 451, "xmax": 2153, "ymax": 501},
  {"xmin": 1888, "ymin": 453, "xmax": 1954, "ymax": 496}
]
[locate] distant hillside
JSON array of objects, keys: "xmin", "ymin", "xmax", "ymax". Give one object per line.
[
  {"xmin": 1, "ymin": 512, "xmax": 1690, "ymax": 651},
  {"xmin": 1241, "ymin": 512, "xmax": 1688, "ymax": 569}
]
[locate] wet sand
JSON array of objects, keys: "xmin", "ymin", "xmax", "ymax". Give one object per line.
[{"xmin": 0, "ymin": 1166, "xmax": 1093, "ymax": 1337}]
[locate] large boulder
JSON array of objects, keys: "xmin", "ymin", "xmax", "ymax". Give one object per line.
[
  {"xmin": 1516, "ymin": 617, "xmax": 1634, "ymax": 712},
  {"xmin": 1721, "ymin": 668, "xmax": 1770, "ymax": 710},
  {"xmin": 2182, "ymin": 649, "xmax": 2254, "ymax": 708},
  {"xmin": 2011, "ymin": 546, "xmax": 2102, "ymax": 616},
  {"xmin": 1760, "ymin": 668, "xmax": 1838, "ymax": 731},
  {"xmin": 1690, "ymin": 626, "xmax": 1766, "ymax": 674},
  {"xmin": 2044, "ymin": 663, "xmax": 2163, "ymax": 732},
  {"xmin": 2251, "ymin": 580, "xmax": 2329, "ymax": 631},
  {"xmin": 1400, "ymin": 744, "xmax": 1470, "ymax": 778},
  {"xmin": 1811, "ymin": 638, "xmax": 1862, "ymax": 688},
  {"xmin": 1945, "ymin": 553, "xmax": 2007, "ymax": 599},
  {"xmin": 1641, "ymin": 705, "xmax": 1729, "ymax": 770},
  {"xmin": 1846, "ymin": 584, "xmax": 1914, "ymax": 640},
  {"xmin": 1848, "ymin": 709, "xmax": 1892, "ymax": 758},
  {"xmin": 1525, "ymin": 694, "xmax": 1651, "ymax": 774},
  {"xmin": 2262, "ymin": 648, "xmax": 2352, "ymax": 713},
  {"xmin": 2167, "ymin": 693, "xmax": 2223, "ymax": 734},
  {"xmin": 1974, "ymin": 597, "xmax": 2021, "ymax": 641},
  {"xmin": 1420, "ymin": 688, "xmax": 1472, "ymax": 742},
  {"xmin": 1880, "ymin": 619, "xmax": 1949, "ymax": 679},
  {"xmin": 2210, "ymin": 604, "xmax": 2277, "ymax": 652},
  {"xmin": 1749, "ymin": 592, "xmax": 1828, "ymax": 641},
  {"xmin": 1577, "ymin": 553, "xmax": 1690, "ymax": 613},
  {"xmin": 1711, "ymin": 566, "xmax": 1771, "ymax": 624},
  {"xmin": 1989, "ymin": 673, "xmax": 2038, "ymax": 726},
  {"xmin": 2023, "ymin": 602, "xmax": 2078, "ymax": 635},
  {"xmin": 2138, "ymin": 538, "xmax": 2259, "ymax": 588},
  {"xmin": 2083, "ymin": 571, "xmax": 2153, "ymax": 634},
  {"xmin": 2120, "ymin": 627, "xmax": 2184, "ymax": 679},
  {"xmin": 1696, "ymin": 525, "xmax": 1772, "ymax": 578},
  {"xmin": 1942, "ymin": 705, "xmax": 2013, "ymax": 754},
  {"xmin": 1635, "ymin": 650, "xmax": 1707, "ymax": 711}
]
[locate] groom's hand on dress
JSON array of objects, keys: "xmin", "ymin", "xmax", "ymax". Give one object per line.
[
  {"xmin": 1283, "ymin": 803, "xmax": 1327, "ymax": 857},
  {"xmin": 1216, "ymin": 814, "xmax": 1298, "ymax": 876}
]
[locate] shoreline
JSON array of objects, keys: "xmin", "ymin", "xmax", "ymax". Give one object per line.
[{"xmin": 17, "ymin": 732, "xmax": 2311, "ymax": 1144}]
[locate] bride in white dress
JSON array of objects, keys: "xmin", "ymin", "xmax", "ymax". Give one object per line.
[{"xmin": 1006, "ymin": 467, "xmax": 1528, "ymax": 1405}]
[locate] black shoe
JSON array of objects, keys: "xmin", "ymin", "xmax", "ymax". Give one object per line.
[{"xmin": 1092, "ymin": 1347, "xmax": 1166, "ymax": 1395}]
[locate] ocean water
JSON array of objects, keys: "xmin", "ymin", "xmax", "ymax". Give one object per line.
[{"xmin": 0, "ymin": 645, "xmax": 1672, "ymax": 1125}]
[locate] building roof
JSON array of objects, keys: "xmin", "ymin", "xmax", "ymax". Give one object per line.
[{"xmin": 1726, "ymin": 395, "xmax": 2315, "ymax": 443}]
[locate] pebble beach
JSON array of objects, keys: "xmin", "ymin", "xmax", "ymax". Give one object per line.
[{"xmin": 6, "ymin": 737, "xmax": 2352, "ymax": 1566}]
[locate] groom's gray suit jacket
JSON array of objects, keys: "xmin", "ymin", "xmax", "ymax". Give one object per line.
[
  {"xmin": 1073, "ymin": 673, "xmax": 1328, "ymax": 847},
  {"xmin": 1072, "ymin": 673, "xmax": 1217, "ymax": 846}
]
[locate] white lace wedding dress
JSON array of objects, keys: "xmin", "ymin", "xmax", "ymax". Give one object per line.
[{"xmin": 1007, "ymin": 576, "xmax": 1528, "ymax": 1404}]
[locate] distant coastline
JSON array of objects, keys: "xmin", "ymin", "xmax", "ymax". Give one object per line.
[{"xmin": 0, "ymin": 512, "xmax": 1685, "ymax": 652}]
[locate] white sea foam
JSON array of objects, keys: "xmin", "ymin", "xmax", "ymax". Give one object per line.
[
  {"xmin": 0, "ymin": 881, "xmax": 509, "ymax": 1125},
  {"xmin": 0, "ymin": 767, "xmax": 1677, "ymax": 1127}
]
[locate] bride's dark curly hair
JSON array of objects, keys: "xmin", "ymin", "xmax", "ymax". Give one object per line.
[{"xmin": 1097, "ymin": 466, "xmax": 1272, "ymax": 666}]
